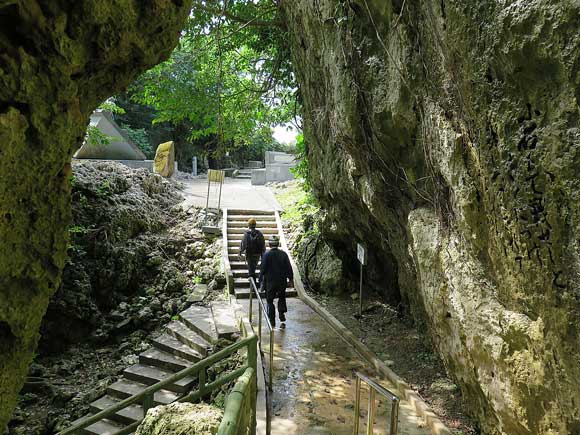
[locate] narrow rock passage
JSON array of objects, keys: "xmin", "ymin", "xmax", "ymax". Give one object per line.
[{"xmin": 242, "ymin": 298, "xmax": 432, "ymax": 435}]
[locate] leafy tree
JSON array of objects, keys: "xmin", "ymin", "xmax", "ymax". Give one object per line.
[
  {"xmin": 119, "ymin": 124, "xmax": 154, "ymax": 158},
  {"xmin": 127, "ymin": 0, "xmax": 298, "ymax": 166},
  {"xmin": 291, "ymin": 133, "xmax": 310, "ymax": 190}
]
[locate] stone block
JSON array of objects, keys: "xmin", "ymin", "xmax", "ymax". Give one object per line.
[
  {"xmin": 251, "ymin": 168, "xmax": 266, "ymax": 185},
  {"xmin": 153, "ymin": 141, "xmax": 175, "ymax": 178},
  {"xmin": 187, "ymin": 284, "xmax": 208, "ymax": 303}
]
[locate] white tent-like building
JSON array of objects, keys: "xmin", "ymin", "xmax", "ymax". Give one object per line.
[{"xmin": 74, "ymin": 110, "xmax": 146, "ymax": 160}]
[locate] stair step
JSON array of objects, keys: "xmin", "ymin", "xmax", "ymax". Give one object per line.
[
  {"xmin": 151, "ymin": 333, "xmax": 203, "ymax": 362},
  {"xmin": 228, "ymin": 216, "xmax": 276, "ymax": 222},
  {"xmin": 107, "ymin": 379, "xmax": 179, "ymax": 405},
  {"xmin": 123, "ymin": 364, "xmax": 196, "ymax": 394},
  {"xmin": 227, "ymin": 228, "xmax": 278, "ymax": 234},
  {"xmin": 233, "ymin": 278, "xmax": 292, "ymax": 288},
  {"xmin": 76, "ymin": 417, "xmax": 130, "ymax": 435},
  {"xmin": 228, "ymin": 222, "xmax": 278, "ymax": 228},
  {"xmin": 233, "ymin": 278, "xmax": 251, "ymax": 288},
  {"xmin": 139, "ymin": 348, "xmax": 191, "ymax": 372},
  {"xmin": 229, "ymin": 260, "xmax": 260, "ymax": 269},
  {"xmin": 228, "ymin": 210, "xmax": 275, "ymax": 215},
  {"xmin": 211, "ymin": 302, "xmax": 239, "ymax": 338},
  {"xmin": 90, "ymin": 395, "xmax": 144, "ymax": 425},
  {"xmin": 233, "ymin": 270, "xmax": 250, "ymax": 277},
  {"xmin": 228, "ymin": 220, "xmax": 277, "ymax": 225},
  {"xmin": 234, "ymin": 288, "xmax": 265, "ymax": 299},
  {"xmin": 165, "ymin": 320, "xmax": 212, "ymax": 355},
  {"xmin": 179, "ymin": 306, "xmax": 219, "ymax": 343},
  {"xmin": 235, "ymin": 288, "xmax": 298, "ymax": 299}
]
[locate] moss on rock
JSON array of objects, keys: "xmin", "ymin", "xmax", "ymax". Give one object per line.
[
  {"xmin": 281, "ymin": 0, "xmax": 580, "ymax": 433},
  {"xmin": 0, "ymin": 1, "xmax": 191, "ymax": 429},
  {"xmin": 136, "ymin": 402, "xmax": 223, "ymax": 435}
]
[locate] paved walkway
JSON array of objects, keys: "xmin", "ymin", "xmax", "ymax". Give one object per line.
[
  {"xmin": 180, "ymin": 177, "xmax": 281, "ymax": 211},
  {"xmin": 241, "ymin": 299, "xmax": 432, "ymax": 435}
]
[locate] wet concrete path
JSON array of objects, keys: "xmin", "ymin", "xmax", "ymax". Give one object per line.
[
  {"xmin": 180, "ymin": 177, "xmax": 281, "ymax": 211},
  {"xmin": 241, "ymin": 298, "xmax": 433, "ymax": 435}
]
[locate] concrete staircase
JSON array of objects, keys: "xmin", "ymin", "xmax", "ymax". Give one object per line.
[
  {"xmin": 236, "ymin": 169, "xmax": 252, "ymax": 179},
  {"xmin": 73, "ymin": 303, "xmax": 239, "ymax": 435},
  {"xmin": 226, "ymin": 210, "xmax": 298, "ymax": 300}
]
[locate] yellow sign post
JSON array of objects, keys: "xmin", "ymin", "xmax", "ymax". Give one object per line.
[{"xmin": 205, "ymin": 169, "xmax": 225, "ymax": 213}]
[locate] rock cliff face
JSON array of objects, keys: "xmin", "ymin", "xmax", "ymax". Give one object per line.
[
  {"xmin": 0, "ymin": 1, "xmax": 191, "ymax": 429},
  {"xmin": 281, "ymin": 1, "xmax": 580, "ymax": 433}
]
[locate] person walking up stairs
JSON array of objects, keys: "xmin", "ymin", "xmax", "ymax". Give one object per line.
[
  {"xmin": 259, "ymin": 235, "xmax": 293, "ymax": 328},
  {"xmin": 238, "ymin": 218, "xmax": 266, "ymax": 281}
]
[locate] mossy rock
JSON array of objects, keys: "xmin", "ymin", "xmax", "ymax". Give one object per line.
[
  {"xmin": 154, "ymin": 141, "xmax": 175, "ymax": 178},
  {"xmin": 136, "ymin": 402, "xmax": 223, "ymax": 435}
]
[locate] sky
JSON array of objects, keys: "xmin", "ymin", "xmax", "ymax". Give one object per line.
[{"xmin": 273, "ymin": 124, "xmax": 299, "ymax": 144}]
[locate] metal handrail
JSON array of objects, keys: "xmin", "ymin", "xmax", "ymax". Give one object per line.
[
  {"xmin": 58, "ymin": 334, "xmax": 258, "ymax": 435},
  {"xmin": 353, "ymin": 371, "xmax": 399, "ymax": 435},
  {"xmin": 248, "ymin": 276, "xmax": 274, "ymax": 391}
]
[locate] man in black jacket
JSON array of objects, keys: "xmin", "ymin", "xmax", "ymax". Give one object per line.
[
  {"xmin": 239, "ymin": 218, "xmax": 265, "ymax": 280},
  {"xmin": 259, "ymin": 235, "xmax": 293, "ymax": 327}
]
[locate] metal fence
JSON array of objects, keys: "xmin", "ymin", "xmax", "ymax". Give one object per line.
[
  {"xmin": 353, "ymin": 371, "xmax": 399, "ymax": 435},
  {"xmin": 248, "ymin": 277, "xmax": 274, "ymax": 391},
  {"xmin": 57, "ymin": 335, "xmax": 258, "ymax": 435}
]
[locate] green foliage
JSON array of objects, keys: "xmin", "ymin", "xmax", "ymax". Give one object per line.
[
  {"xmin": 99, "ymin": 99, "xmax": 126, "ymax": 114},
  {"xmin": 127, "ymin": 0, "xmax": 298, "ymax": 162},
  {"xmin": 68, "ymin": 225, "xmax": 88, "ymax": 235},
  {"xmin": 276, "ymin": 182, "xmax": 318, "ymax": 226},
  {"xmin": 121, "ymin": 123, "xmax": 154, "ymax": 158},
  {"xmin": 290, "ymin": 133, "xmax": 310, "ymax": 190},
  {"xmin": 274, "ymin": 181, "xmax": 320, "ymax": 257},
  {"xmin": 86, "ymin": 126, "xmax": 119, "ymax": 146},
  {"xmin": 96, "ymin": 180, "xmax": 112, "ymax": 197}
]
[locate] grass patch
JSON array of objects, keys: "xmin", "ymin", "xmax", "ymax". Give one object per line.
[{"xmin": 275, "ymin": 182, "xmax": 319, "ymax": 226}]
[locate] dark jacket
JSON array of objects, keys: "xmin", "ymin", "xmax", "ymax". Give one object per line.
[
  {"xmin": 259, "ymin": 247, "xmax": 293, "ymax": 292},
  {"xmin": 239, "ymin": 229, "xmax": 265, "ymax": 256}
]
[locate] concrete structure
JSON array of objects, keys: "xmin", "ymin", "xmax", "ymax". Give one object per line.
[
  {"xmin": 251, "ymin": 169, "xmax": 266, "ymax": 185},
  {"xmin": 247, "ymin": 160, "xmax": 262, "ymax": 169},
  {"xmin": 74, "ymin": 111, "xmax": 147, "ymax": 160},
  {"xmin": 251, "ymin": 151, "xmax": 297, "ymax": 185}
]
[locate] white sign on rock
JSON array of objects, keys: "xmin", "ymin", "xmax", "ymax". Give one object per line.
[{"xmin": 357, "ymin": 243, "xmax": 366, "ymax": 265}]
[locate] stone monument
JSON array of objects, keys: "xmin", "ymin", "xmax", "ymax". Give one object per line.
[{"xmin": 153, "ymin": 141, "xmax": 175, "ymax": 177}]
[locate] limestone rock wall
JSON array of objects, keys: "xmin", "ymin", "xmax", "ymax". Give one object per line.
[
  {"xmin": 281, "ymin": 0, "xmax": 580, "ymax": 433},
  {"xmin": 0, "ymin": 1, "xmax": 191, "ymax": 430}
]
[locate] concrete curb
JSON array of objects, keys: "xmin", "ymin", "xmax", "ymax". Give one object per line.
[{"xmin": 274, "ymin": 211, "xmax": 452, "ymax": 435}]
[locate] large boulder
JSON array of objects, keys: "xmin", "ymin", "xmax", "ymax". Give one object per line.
[
  {"xmin": 298, "ymin": 234, "xmax": 345, "ymax": 296},
  {"xmin": 136, "ymin": 402, "xmax": 223, "ymax": 435},
  {"xmin": 282, "ymin": 0, "xmax": 580, "ymax": 433},
  {"xmin": 0, "ymin": 1, "xmax": 191, "ymax": 430},
  {"xmin": 154, "ymin": 141, "xmax": 176, "ymax": 178}
]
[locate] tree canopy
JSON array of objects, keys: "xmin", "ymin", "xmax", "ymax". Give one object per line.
[{"xmin": 126, "ymin": 0, "xmax": 298, "ymax": 164}]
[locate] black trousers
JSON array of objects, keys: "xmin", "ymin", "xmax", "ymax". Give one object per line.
[
  {"xmin": 246, "ymin": 254, "xmax": 261, "ymax": 279},
  {"xmin": 266, "ymin": 285, "xmax": 287, "ymax": 325}
]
